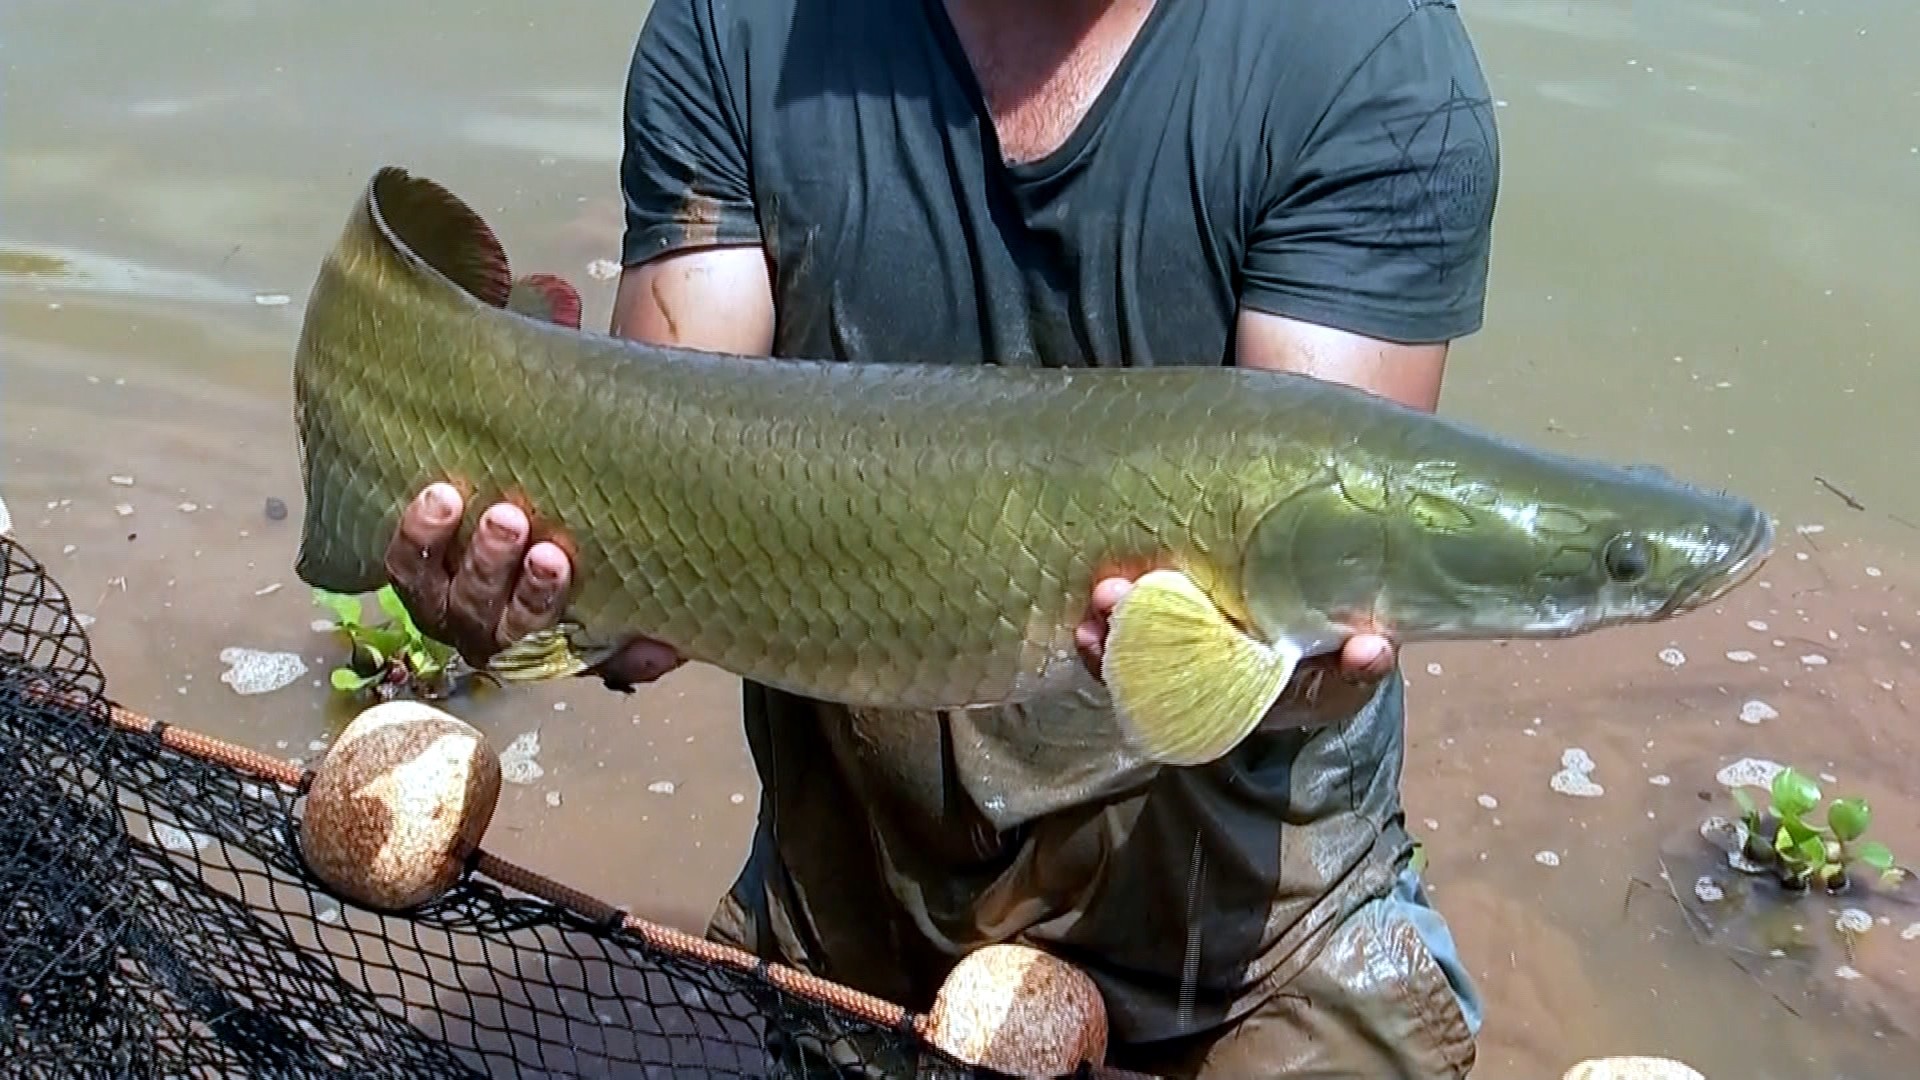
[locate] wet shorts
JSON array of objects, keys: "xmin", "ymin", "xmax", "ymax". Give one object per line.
[
  {"xmin": 709, "ymin": 863, "xmax": 1482, "ymax": 1079},
  {"xmin": 1118, "ymin": 865, "xmax": 1483, "ymax": 1079}
]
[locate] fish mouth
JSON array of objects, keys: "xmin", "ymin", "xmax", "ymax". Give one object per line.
[{"xmin": 1667, "ymin": 509, "xmax": 1775, "ymax": 615}]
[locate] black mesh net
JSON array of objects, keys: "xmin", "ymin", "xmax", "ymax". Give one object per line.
[{"xmin": 0, "ymin": 533, "xmax": 1086, "ymax": 1080}]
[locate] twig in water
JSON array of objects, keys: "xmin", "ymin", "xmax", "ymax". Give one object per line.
[
  {"xmin": 1655, "ymin": 857, "xmax": 1715, "ymax": 943},
  {"xmin": 1655, "ymin": 857, "xmax": 1804, "ymax": 1019},
  {"xmin": 1728, "ymin": 955, "xmax": 1803, "ymax": 1020},
  {"xmin": 1814, "ymin": 475, "xmax": 1866, "ymax": 512},
  {"xmin": 1623, "ymin": 875, "xmax": 1656, "ymax": 919}
]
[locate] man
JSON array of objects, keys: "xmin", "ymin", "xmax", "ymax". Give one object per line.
[{"xmin": 384, "ymin": 0, "xmax": 1501, "ymax": 1075}]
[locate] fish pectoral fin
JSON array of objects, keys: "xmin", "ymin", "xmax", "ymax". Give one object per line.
[
  {"xmin": 484, "ymin": 623, "xmax": 601, "ymax": 684},
  {"xmin": 506, "ymin": 273, "xmax": 584, "ymax": 329},
  {"xmin": 1102, "ymin": 569, "xmax": 1302, "ymax": 767}
]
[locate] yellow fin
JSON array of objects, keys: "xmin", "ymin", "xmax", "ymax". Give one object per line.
[
  {"xmin": 1102, "ymin": 569, "xmax": 1301, "ymax": 767},
  {"xmin": 484, "ymin": 625, "xmax": 593, "ymax": 683}
]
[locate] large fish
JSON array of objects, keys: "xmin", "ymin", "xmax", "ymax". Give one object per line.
[{"xmin": 292, "ymin": 167, "xmax": 1774, "ymax": 767}]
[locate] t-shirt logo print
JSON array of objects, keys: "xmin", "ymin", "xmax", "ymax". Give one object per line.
[{"xmin": 1377, "ymin": 78, "xmax": 1498, "ymax": 278}]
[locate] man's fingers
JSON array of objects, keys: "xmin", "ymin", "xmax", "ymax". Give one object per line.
[
  {"xmin": 1088, "ymin": 576, "xmax": 1134, "ymax": 617},
  {"xmin": 593, "ymin": 637, "xmax": 684, "ymax": 690},
  {"xmin": 1340, "ymin": 634, "xmax": 1396, "ymax": 681},
  {"xmin": 495, "ymin": 541, "xmax": 573, "ymax": 648},
  {"xmin": 1074, "ymin": 576, "xmax": 1136, "ymax": 678},
  {"xmin": 384, "ymin": 483, "xmax": 464, "ymax": 627},
  {"xmin": 445, "ymin": 503, "xmax": 530, "ymax": 654},
  {"xmin": 1074, "ymin": 620, "xmax": 1106, "ymax": 670}
]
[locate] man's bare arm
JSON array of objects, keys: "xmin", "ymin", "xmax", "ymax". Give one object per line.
[
  {"xmin": 1232, "ymin": 308, "xmax": 1447, "ymax": 414},
  {"xmin": 382, "ymin": 246, "xmax": 778, "ymax": 687},
  {"xmin": 611, "ymin": 245, "xmax": 777, "ymax": 354}
]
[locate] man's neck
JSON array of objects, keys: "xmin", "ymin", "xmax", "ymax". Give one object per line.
[{"xmin": 941, "ymin": 0, "xmax": 1157, "ymax": 164}]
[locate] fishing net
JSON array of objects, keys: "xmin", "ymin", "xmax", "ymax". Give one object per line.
[{"xmin": 0, "ymin": 533, "xmax": 1127, "ymax": 1080}]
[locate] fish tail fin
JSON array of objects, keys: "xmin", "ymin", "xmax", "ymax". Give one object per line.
[
  {"xmin": 507, "ymin": 273, "xmax": 584, "ymax": 329},
  {"xmin": 366, "ymin": 167, "xmax": 514, "ymax": 307},
  {"xmin": 1102, "ymin": 569, "xmax": 1301, "ymax": 767},
  {"xmin": 367, "ymin": 168, "xmax": 586, "ymax": 333},
  {"xmin": 294, "ymin": 168, "xmax": 535, "ymax": 597}
]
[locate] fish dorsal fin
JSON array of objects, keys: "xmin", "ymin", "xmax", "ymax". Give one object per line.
[
  {"xmin": 367, "ymin": 167, "xmax": 513, "ymax": 308},
  {"xmin": 507, "ymin": 273, "xmax": 584, "ymax": 329}
]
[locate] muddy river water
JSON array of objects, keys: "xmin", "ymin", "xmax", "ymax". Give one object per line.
[{"xmin": 3, "ymin": 1, "xmax": 1917, "ymax": 1077}]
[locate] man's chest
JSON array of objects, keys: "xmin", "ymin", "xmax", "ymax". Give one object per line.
[
  {"xmin": 726, "ymin": 2, "xmax": 1285, "ymax": 367},
  {"xmin": 749, "ymin": 86, "xmax": 1253, "ymax": 369},
  {"xmin": 938, "ymin": 0, "xmax": 1161, "ymax": 166}
]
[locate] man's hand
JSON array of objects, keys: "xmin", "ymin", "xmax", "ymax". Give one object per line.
[
  {"xmin": 383, "ymin": 482, "xmax": 684, "ymax": 689},
  {"xmin": 1073, "ymin": 575, "xmax": 1398, "ymax": 722}
]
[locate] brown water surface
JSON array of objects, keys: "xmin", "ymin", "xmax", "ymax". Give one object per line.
[{"xmin": 3, "ymin": 1, "xmax": 1917, "ymax": 1077}]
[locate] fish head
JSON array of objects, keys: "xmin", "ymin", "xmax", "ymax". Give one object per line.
[{"xmin": 1239, "ymin": 452, "xmax": 1774, "ymax": 650}]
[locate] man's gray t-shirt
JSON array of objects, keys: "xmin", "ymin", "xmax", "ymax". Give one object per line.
[{"xmin": 620, "ymin": 0, "xmax": 1499, "ymax": 1046}]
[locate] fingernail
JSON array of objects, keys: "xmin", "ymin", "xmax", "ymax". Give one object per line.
[{"xmin": 422, "ymin": 486, "xmax": 456, "ymax": 522}]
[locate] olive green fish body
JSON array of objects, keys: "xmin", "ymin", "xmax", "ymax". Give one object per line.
[
  {"xmin": 295, "ymin": 185, "xmax": 1323, "ymax": 707},
  {"xmin": 295, "ymin": 169, "xmax": 1774, "ymax": 766}
]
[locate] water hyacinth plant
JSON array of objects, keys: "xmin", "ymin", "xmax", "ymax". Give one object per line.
[
  {"xmin": 1729, "ymin": 766, "xmax": 1904, "ymax": 894},
  {"xmin": 312, "ymin": 586, "xmax": 468, "ymax": 702}
]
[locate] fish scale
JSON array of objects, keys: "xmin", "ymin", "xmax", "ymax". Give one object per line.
[{"xmin": 294, "ymin": 168, "xmax": 1773, "ymax": 765}]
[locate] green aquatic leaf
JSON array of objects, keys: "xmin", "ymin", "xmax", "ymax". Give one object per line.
[
  {"xmin": 330, "ymin": 667, "xmax": 379, "ymax": 692},
  {"xmin": 361, "ymin": 624, "xmax": 410, "ymax": 658},
  {"xmin": 311, "ymin": 589, "xmax": 364, "ymax": 628},
  {"xmin": 1771, "ymin": 768, "xmax": 1820, "ymax": 819},
  {"xmin": 1730, "ymin": 787, "xmax": 1758, "ymax": 820},
  {"xmin": 1855, "ymin": 841, "xmax": 1895, "ymax": 873},
  {"xmin": 352, "ymin": 640, "xmax": 387, "ymax": 671},
  {"xmin": 1827, "ymin": 797, "xmax": 1871, "ymax": 843},
  {"xmin": 1774, "ymin": 825, "xmax": 1824, "ymax": 873},
  {"xmin": 405, "ymin": 644, "xmax": 447, "ymax": 677},
  {"xmin": 375, "ymin": 585, "xmax": 419, "ymax": 637},
  {"xmin": 1778, "ymin": 813, "xmax": 1822, "ymax": 848}
]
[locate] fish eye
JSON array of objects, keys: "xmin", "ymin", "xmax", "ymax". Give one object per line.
[{"xmin": 1602, "ymin": 533, "xmax": 1650, "ymax": 583}]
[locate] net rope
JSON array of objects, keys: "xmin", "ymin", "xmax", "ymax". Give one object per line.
[{"xmin": 0, "ymin": 533, "xmax": 1141, "ymax": 1080}]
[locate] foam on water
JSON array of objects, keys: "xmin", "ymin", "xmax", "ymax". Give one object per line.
[{"xmin": 217, "ymin": 647, "xmax": 307, "ymax": 696}]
